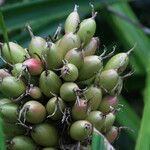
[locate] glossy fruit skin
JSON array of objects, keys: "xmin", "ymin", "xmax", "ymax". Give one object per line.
[
  {"xmin": 98, "ymin": 69, "xmax": 119, "ymax": 94},
  {"xmin": 0, "ymin": 76, "xmax": 26, "ymax": 98},
  {"xmin": 64, "ymin": 48, "xmax": 84, "ymax": 69},
  {"xmin": 65, "ymin": 6, "xmax": 80, "ymax": 33},
  {"xmin": 45, "ymin": 43, "xmax": 63, "ymax": 70},
  {"xmin": 2, "ymin": 42, "xmax": 27, "ymax": 64},
  {"xmin": 0, "ymin": 103, "xmax": 18, "ymax": 123},
  {"xmin": 77, "ymin": 18, "xmax": 96, "ymax": 45},
  {"xmin": 46, "ymin": 97, "xmax": 65, "ymax": 120},
  {"xmin": 2, "ymin": 122, "xmax": 26, "ymax": 139},
  {"xmin": 11, "ymin": 136, "xmax": 36, "ymax": 150},
  {"xmin": 23, "ymin": 58, "xmax": 43, "ymax": 75},
  {"xmin": 83, "ymin": 37, "xmax": 99, "ymax": 56},
  {"xmin": 84, "ymin": 85, "xmax": 102, "ymax": 110},
  {"xmin": 28, "ymin": 36, "xmax": 47, "ymax": 58},
  {"xmin": 99, "ymin": 96, "xmax": 118, "ymax": 113},
  {"xmin": 61, "ymin": 63, "xmax": 78, "ymax": 82},
  {"xmin": 105, "ymin": 126, "xmax": 118, "ymax": 143},
  {"xmin": 60, "ymin": 82, "xmax": 78, "ymax": 102},
  {"xmin": 78, "ymin": 55, "xmax": 103, "ymax": 81},
  {"xmin": 0, "ymin": 98, "xmax": 11, "ymax": 106},
  {"xmin": 104, "ymin": 53, "xmax": 129, "ymax": 74},
  {"xmin": 31, "ymin": 123, "xmax": 58, "ymax": 147},
  {"xmin": 70, "ymin": 120, "xmax": 93, "ymax": 141},
  {"xmin": 72, "ymin": 99, "xmax": 89, "ymax": 120},
  {"xmin": 56, "ymin": 33, "xmax": 81, "ymax": 57},
  {"xmin": 0, "ymin": 69, "xmax": 11, "ymax": 78},
  {"xmin": 11, "ymin": 63, "xmax": 23, "ymax": 77},
  {"xmin": 101, "ymin": 112, "xmax": 116, "ymax": 133},
  {"xmin": 86, "ymin": 111, "xmax": 104, "ymax": 131},
  {"xmin": 39, "ymin": 70, "xmax": 62, "ymax": 97},
  {"xmin": 29, "ymin": 86, "xmax": 42, "ymax": 99},
  {"xmin": 22, "ymin": 101, "xmax": 46, "ymax": 124}
]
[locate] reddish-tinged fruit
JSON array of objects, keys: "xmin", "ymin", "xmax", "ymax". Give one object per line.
[
  {"xmin": 83, "ymin": 37, "xmax": 99, "ymax": 56},
  {"xmin": 0, "ymin": 69, "xmax": 11, "ymax": 78},
  {"xmin": 23, "ymin": 58, "xmax": 43, "ymax": 75},
  {"xmin": 99, "ymin": 96, "xmax": 118, "ymax": 113},
  {"xmin": 72, "ymin": 99, "xmax": 89, "ymax": 120},
  {"xmin": 105, "ymin": 126, "xmax": 118, "ymax": 143},
  {"xmin": 21, "ymin": 100, "xmax": 46, "ymax": 124},
  {"xmin": 29, "ymin": 86, "xmax": 42, "ymax": 99}
]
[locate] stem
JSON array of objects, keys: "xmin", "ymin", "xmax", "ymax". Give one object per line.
[
  {"xmin": 25, "ymin": 24, "xmax": 35, "ymax": 38},
  {"xmin": 74, "ymin": 4, "xmax": 79, "ymax": 12},
  {"xmin": 126, "ymin": 43, "xmax": 137, "ymax": 55}
]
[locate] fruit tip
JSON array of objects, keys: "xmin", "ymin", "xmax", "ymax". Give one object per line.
[{"xmin": 74, "ymin": 4, "xmax": 79, "ymax": 12}]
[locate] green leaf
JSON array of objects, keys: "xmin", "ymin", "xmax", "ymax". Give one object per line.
[
  {"xmin": 117, "ymin": 96, "xmax": 140, "ymax": 140},
  {"xmin": 135, "ymin": 60, "xmax": 150, "ymax": 150},
  {"xmin": 92, "ymin": 128, "xmax": 115, "ymax": 150},
  {"xmin": 0, "ymin": 118, "xmax": 5, "ymax": 150}
]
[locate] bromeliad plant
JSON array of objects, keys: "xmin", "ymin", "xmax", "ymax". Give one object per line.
[{"xmin": 0, "ymin": 5, "xmax": 133, "ymax": 149}]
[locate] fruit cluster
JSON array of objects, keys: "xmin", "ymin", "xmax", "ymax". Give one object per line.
[{"xmin": 0, "ymin": 5, "xmax": 132, "ymax": 150}]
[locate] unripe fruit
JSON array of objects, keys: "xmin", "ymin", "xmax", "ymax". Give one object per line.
[
  {"xmin": 28, "ymin": 36, "xmax": 47, "ymax": 58},
  {"xmin": 56, "ymin": 32, "xmax": 80, "ymax": 56},
  {"xmin": 0, "ymin": 69, "xmax": 11, "ymax": 78},
  {"xmin": 60, "ymin": 82, "xmax": 78, "ymax": 102},
  {"xmin": 0, "ymin": 98, "xmax": 11, "ymax": 106},
  {"xmin": 61, "ymin": 63, "xmax": 78, "ymax": 81},
  {"xmin": 21, "ymin": 100, "xmax": 46, "ymax": 124},
  {"xmin": 1, "ymin": 42, "xmax": 28, "ymax": 64},
  {"xmin": 101, "ymin": 112, "xmax": 116, "ymax": 133},
  {"xmin": 64, "ymin": 48, "xmax": 84, "ymax": 69},
  {"xmin": 11, "ymin": 63, "xmax": 23, "ymax": 77},
  {"xmin": 78, "ymin": 55, "xmax": 103, "ymax": 81},
  {"xmin": 72, "ymin": 99, "xmax": 89, "ymax": 120},
  {"xmin": 28, "ymin": 86, "xmax": 42, "ymax": 99},
  {"xmin": 99, "ymin": 96, "xmax": 118, "ymax": 113},
  {"xmin": 77, "ymin": 14, "xmax": 96, "ymax": 45},
  {"xmin": 46, "ymin": 97, "xmax": 65, "ymax": 120},
  {"xmin": 104, "ymin": 52, "xmax": 130, "ymax": 74},
  {"xmin": 83, "ymin": 37, "xmax": 99, "ymax": 56},
  {"xmin": 70, "ymin": 120, "xmax": 93, "ymax": 141},
  {"xmin": 10, "ymin": 136, "xmax": 36, "ymax": 150},
  {"xmin": 2, "ymin": 122, "xmax": 26, "ymax": 138},
  {"xmin": 0, "ymin": 76, "xmax": 26, "ymax": 98},
  {"xmin": 84, "ymin": 85, "xmax": 102, "ymax": 110},
  {"xmin": 31, "ymin": 123, "xmax": 58, "ymax": 147},
  {"xmin": 98, "ymin": 69, "xmax": 119, "ymax": 94},
  {"xmin": 45, "ymin": 43, "xmax": 63, "ymax": 70},
  {"xmin": 0, "ymin": 103, "xmax": 18, "ymax": 123},
  {"xmin": 39, "ymin": 70, "xmax": 62, "ymax": 97},
  {"xmin": 86, "ymin": 111, "xmax": 105, "ymax": 131},
  {"xmin": 23, "ymin": 58, "xmax": 43, "ymax": 75},
  {"xmin": 65, "ymin": 5, "xmax": 80, "ymax": 33},
  {"xmin": 105, "ymin": 126, "xmax": 118, "ymax": 143}
]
